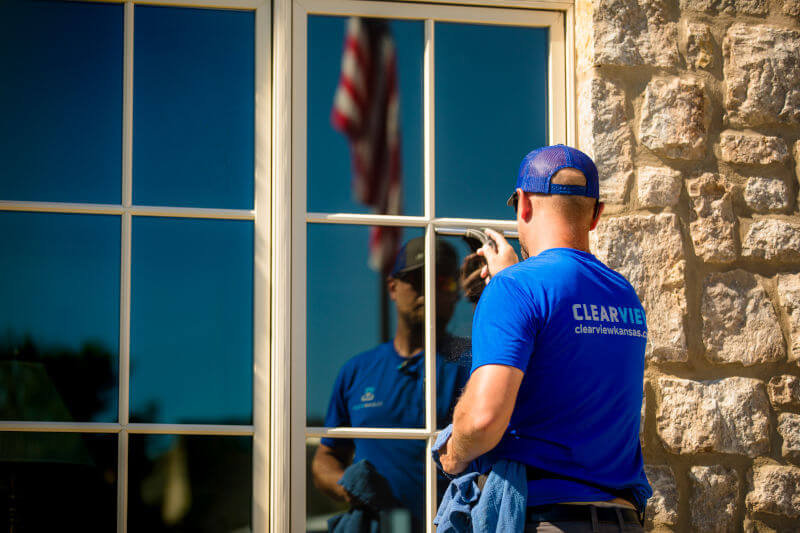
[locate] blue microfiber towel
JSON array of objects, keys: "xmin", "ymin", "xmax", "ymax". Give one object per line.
[
  {"xmin": 432, "ymin": 424, "xmax": 528, "ymax": 533},
  {"xmin": 327, "ymin": 459, "xmax": 400, "ymax": 533}
]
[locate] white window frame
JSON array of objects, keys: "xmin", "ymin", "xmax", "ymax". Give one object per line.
[
  {"xmin": 0, "ymin": 0, "xmax": 271, "ymax": 531},
  {"xmin": 275, "ymin": 0, "xmax": 575, "ymax": 530}
]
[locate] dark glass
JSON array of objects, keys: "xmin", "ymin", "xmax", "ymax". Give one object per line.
[
  {"xmin": 307, "ymin": 15, "xmax": 424, "ymax": 216},
  {"xmin": 306, "ymin": 437, "xmax": 422, "ymax": 532},
  {"xmin": 306, "ymin": 224, "xmax": 424, "ymax": 426},
  {"xmin": 0, "ymin": 0, "xmax": 123, "ymax": 204},
  {"xmin": 0, "ymin": 432, "xmax": 117, "ymax": 531},
  {"xmin": 128, "ymin": 434, "xmax": 252, "ymax": 532},
  {"xmin": 133, "ymin": 6, "xmax": 255, "ymax": 209},
  {"xmin": 0, "ymin": 212, "xmax": 119, "ymax": 423},
  {"xmin": 130, "ymin": 217, "xmax": 253, "ymax": 425},
  {"xmin": 435, "ymin": 23, "xmax": 548, "ymax": 220}
]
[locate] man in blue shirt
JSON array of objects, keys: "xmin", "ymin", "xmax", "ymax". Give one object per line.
[
  {"xmin": 437, "ymin": 145, "xmax": 651, "ymax": 531},
  {"xmin": 311, "ymin": 237, "xmax": 470, "ymax": 526}
]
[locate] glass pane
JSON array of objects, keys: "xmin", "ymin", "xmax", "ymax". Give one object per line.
[
  {"xmin": 306, "ymin": 437, "xmax": 424, "ymax": 532},
  {"xmin": 128, "ymin": 434, "xmax": 251, "ymax": 532},
  {"xmin": 435, "ymin": 23, "xmax": 548, "ymax": 220},
  {"xmin": 130, "ymin": 217, "xmax": 253, "ymax": 424},
  {"xmin": 0, "ymin": 212, "xmax": 119, "ymax": 423},
  {"xmin": 0, "ymin": 0, "xmax": 123, "ymax": 204},
  {"xmin": 0, "ymin": 432, "xmax": 117, "ymax": 531},
  {"xmin": 133, "ymin": 6, "xmax": 255, "ymax": 209},
  {"xmin": 307, "ymin": 16, "xmax": 424, "ymax": 216}
]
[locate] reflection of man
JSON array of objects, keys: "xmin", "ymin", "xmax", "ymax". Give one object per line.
[
  {"xmin": 312, "ymin": 237, "xmax": 470, "ymax": 523},
  {"xmin": 438, "ymin": 145, "xmax": 651, "ymax": 531}
]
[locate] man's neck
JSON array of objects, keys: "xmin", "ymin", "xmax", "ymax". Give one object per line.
[
  {"xmin": 393, "ymin": 319, "xmax": 424, "ymax": 358},
  {"xmin": 525, "ymin": 224, "xmax": 591, "ymax": 257}
]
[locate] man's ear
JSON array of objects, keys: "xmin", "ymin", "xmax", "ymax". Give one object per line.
[
  {"xmin": 387, "ymin": 278, "xmax": 398, "ymax": 301},
  {"xmin": 589, "ymin": 202, "xmax": 605, "ymax": 231},
  {"xmin": 517, "ymin": 189, "xmax": 533, "ymax": 222}
]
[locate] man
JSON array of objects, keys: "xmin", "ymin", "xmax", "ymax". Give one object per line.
[
  {"xmin": 438, "ymin": 145, "xmax": 651, "ymax": 531},
  {"xmin": 312, "ymin": 237, "xmax": 470, "ymax": 527}
]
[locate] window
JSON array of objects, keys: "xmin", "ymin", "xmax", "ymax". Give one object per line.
[
  {"xmin": 285, "ymin": 0, "xmax": 571, "ymax": 530},
  {"xmin": 0, "ymin": 0, "xmax": 269, "ymax": 531}
]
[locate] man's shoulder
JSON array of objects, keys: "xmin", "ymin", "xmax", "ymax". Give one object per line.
[{"xmin": 340, "ymin": 342, "xmax": 394, "ymax": 374}]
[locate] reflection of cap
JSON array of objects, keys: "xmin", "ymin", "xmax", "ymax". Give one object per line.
[
  {"xmin": 389, "ymin": 237, "xmax": 458, "ymax": 278},
  {"xmin": 506, "ymin": 144, "xmax": 600, "ymax": 206}
]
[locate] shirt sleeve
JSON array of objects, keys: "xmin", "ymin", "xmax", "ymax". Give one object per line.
[
  {"xmin": 471, "ymin": 274, "xmax": 539, "ymax": 374},
  {"xmin": 320, "ymin": 365, "xmax": 354, "ymax": 450}
]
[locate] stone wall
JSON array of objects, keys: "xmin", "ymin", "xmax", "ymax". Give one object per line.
[{"xmin": 576, "ymin": 0, "xmax": 800, "ymax": 530}]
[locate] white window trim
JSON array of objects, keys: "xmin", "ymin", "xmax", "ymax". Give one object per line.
[
  {"xmin": 0, "ymin": 1, "xmax": 271, "ymax": 532},
  {"xmin": 276, "ymin": 0, "xmax": 574, "ymax": 530}
]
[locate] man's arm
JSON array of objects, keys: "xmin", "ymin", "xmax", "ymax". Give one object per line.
[
  {"xmin": 438, "ymin": 363, "xmax": 523, "ymax": 474},
  {"xmin": 311, "ymin": 443, "xmax": 354, "ymax": 502}
]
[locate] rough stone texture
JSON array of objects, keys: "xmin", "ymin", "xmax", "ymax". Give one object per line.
[
  {"xmin": 744, "ymin": 177, "xmax": 791, "ymax": 213},
  {"xmin": 778, "ymin": 413, "xmax": 800, "ymax": 461},
  {"xmin": 639, "ymin": 77, "xmax": 709, "ymax": 160},
  {"xmin": 590, "ymin": 0, "xmax": 679, "ymax": 68},
  {"xmin": 719, "ymin": 132, "xmax": 790, "ymax": 166},
  {"xmin": 742, "ymin": 219, "xmax": 800, "ymax": 262},
  {"xmin": 746, "ymin": 464, "xmax": 800, "ymax": 518},
  {"xmin": 591, "ymin": 214, "xmax": 687, "ymax": 361},
  {"xmin": 701, "ymin": 270, "xmax": 785, "ymax": 366},
  {"xmin": 685, "ymin": 21, "xmax": 714, "ymax": 70},
  {"xmin": 743, "ymin": 519, "xmax": 778, "ymax": 533},
  {"xmin": 657, "ymin": 377, "xmax": 771, "ymax": 457},
  {"xmin": 777, "ymin": 275, "xmax": 800, "ymax": 365},
  {"xmin": 644, "ymin": 465, "xmax": 678, "ymax": 528},
  {"xmin": 795, "ymin": 141, "xmax": 800, "ymax": 190},
  {"xmin": 689, "ymin": 466, "xmax": 740, "ymax": 533},
  {"xmin": 637, "ymin": 166, "xmax": 682, "ymax": 208},
  {"xmin": 723, "ymin": 24, "xmax": 800, "ymax": 126},
  {"xmin": 785, "ymin": 0, "xmax": 800, "ymax": 18},
  {"xmin": 679, "ymin": 0, "xmax": 767, "ymax": 14},
  {"xmin": 767, "ymin": 375, "xmax": 800, "ymax": 409},
  {"xmin": 688, "ymin": 173, "xmax": 738, "ymax": 264},
  {"xmin": 578, "ymin": 77, "xmax": 633, "ymax": 204}
]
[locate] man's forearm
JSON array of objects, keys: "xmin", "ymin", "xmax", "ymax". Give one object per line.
[{"xmin": 311, "ymin": 445, "xmax": 352, "ymax": 502}]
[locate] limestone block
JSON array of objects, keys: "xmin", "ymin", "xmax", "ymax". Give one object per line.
[
  {"xmin": 767, "ymin": 375, "xmax": 800, "ymax": 409},
  {"xmin": 657, "ymin": 377, "xmax": 771, "ymax": 457},
  {"xmin": 785, "ymin": 0, "xmax": 800, "ymax": 18},
  {"xmin": 723, "ymin": 24, "xmax": 800, "ymax": 126},
  {"xmin": 778, "ymin": 413, "xmax": 800, "ymax": 461},
  {"xmin": 680, "ymin": 0, "xmax": 767, "ymax": 14},
  {"xmin": 685, "ymin": 22, "xmax": 714, "ymax": 70},
  {"xmin": 578, "ymin": 77, "xmax": 633, "ymax": 204},
  {"xmin": 746, "ymin": 464, "xmax": 800, "ymax": 518},
  {"xmin": 591, "ymin": 214, "xmax": 687, "ymax": 361},
  {"xmin": 688, "ymin": 173, "xmax": 737, "ymax": 264},
  {"xmin": 689, "ymin": 466, "xmax": 739, "ymax": 533},
  {"xmin": 744, "ymin": 177, "xmax": 790, "ymax": 212},
  {"xmin": 637, "ymin": 166, "xmax": 682, "ymax": 208},
  {"xmin": 777, "ymin": 275, "xmax": 800, "ymax": 365},
  {"xmin": 795, "ymin": 141, "xmax": 800, "ymax": 187},
  {"xmin": 742, "ymin": 219, "xmax": 800, "ymax": 262},
  {"xmin": 743, "ymin": 518, "xmax": 778, "ymax": 533},
  {"xmin": 701, "ymin": 270, "xmax": 784, "ymax": 366},
  {"xmin": 590, "ymin": 0, "xmax": 679, "ymax": 68},
  {"xmin": 639, "ymin": 77, "xmax": 709, "ymax": 160},
  {"xmin": 644, "ymin": 465, "xmax": 678, "ymax": 527},
  {"xmin": 719, "ymin": 132, "xmax": 790, "ymax": 166}
]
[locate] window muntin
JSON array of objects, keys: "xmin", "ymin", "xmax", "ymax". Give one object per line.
[{"xmin": 0, "ymin": 0, "xmax": 123, "ymax": 204}]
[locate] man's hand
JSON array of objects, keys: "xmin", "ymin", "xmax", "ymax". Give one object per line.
[
  {"xmin": 477, "ymin": 229, "xmax": 519, "ymax": 283},
  {"xmin": 438, "ymin": 433, "xmax": 470, "ymax": 475},
  {"xmin": 459, "ymin": 252, "xmax": 486, "ymax": 303}
]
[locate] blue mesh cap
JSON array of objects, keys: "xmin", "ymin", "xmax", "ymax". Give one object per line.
[{"xmin": 506, "ymin": 144, "xmax": 600, "ymax": 206}]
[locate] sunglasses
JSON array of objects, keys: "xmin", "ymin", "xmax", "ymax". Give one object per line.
[{"xmin": 395, "ymin": 269, "xmax": 458, "ymax": 293}]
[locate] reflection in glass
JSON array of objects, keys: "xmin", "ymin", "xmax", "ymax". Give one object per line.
[
  {"xmin": 435, "ymin": 23, "xmax": 548, "ymax": 220},
  {"xmin": 131, "ymin": 217, "xmax": 253, "ymax": 425},
  {"xmin": 128, "ymin": 435, "xmax": 252, "ymax": 532},
  {"xmin": 307, "ymin": 437, "xmax": 423, "ymax": 532},
  {"xmin": 0, "ymin": 0, "xmax": 123, "ymax": 204},
  {"xmin": 133, "ymin": 6, "xmax": 254, "ymax": 209},
  {"xmin": 307, "ymin": 16, "xmax": 424, "ymax": 216},
  {"xmin": 0, "ymin": 212, "xmax": 119, "ymax": 422},
  {"xmin": 0, "ymin": 432, "xmax": 117, "ymax": 531}
]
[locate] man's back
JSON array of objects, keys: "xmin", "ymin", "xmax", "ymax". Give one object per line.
[{"xmin": 470, "ymin": 247, "xmax": 651, "ymax": 510}]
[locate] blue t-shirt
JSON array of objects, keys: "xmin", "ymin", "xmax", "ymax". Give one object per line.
[
  {"xmin": 470, "ymin": 248, "xmax": 652, "ymax": 510},
  {"xmin": 322, "ymin": 339, "xmax": 469, "ymax": 518}
]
